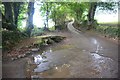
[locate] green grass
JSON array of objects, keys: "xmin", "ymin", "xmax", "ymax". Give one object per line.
[{"xmin": 98, "ymin": 21, "xmax": 119, "ymax": 25}]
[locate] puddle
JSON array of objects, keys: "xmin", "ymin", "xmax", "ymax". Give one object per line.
[
  {"xmin": 91, "ymin": 53, "xmax": 102, "ymax": 59},
  {"xmin": 32, "ymin": 48, "xmax": 71, "ymax": 78},
  {"xmin": 34, "ymin": 64, "xmax": 70, "ymax": 78},
  {"xmin": 26, "ymin": 48, "xmax": 71, "ymax": 78},
  {"xmin": 92, "ymin": 38, "xmax": 98, "ymax": 45},
  {"xmin": 89, "ymin": 52, "xmax": 115, "ymax": 76},
  {"xmin": 34, "ymin": 62, "xmax": 50, "ymax": 72},
  {"xmin": 34, "ymin": 55, "xmax": 43, "ymax": 64},
  {"xmin": 33, "ymin": 51, "xmax": 50, "ymax": 64},
  {"xmin": 25, "ymin": 40, "xmax": 117, "ymax": 78},
  {"xmin": 91, "ymin": 38, "xmax": 103, "ymax": 53},
  {"xmin": 91, "ymin": 53, "xmax": 113, "ymax": 63}
]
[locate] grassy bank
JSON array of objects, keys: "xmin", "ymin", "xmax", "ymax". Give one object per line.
[
  {"xmin": 95, "ymin": 21, "xmax": 119, "ymax": 39},
  {"xmin": 95, "ymin": 25, "xmax": 119, "ymax": 39},
  {"xmin": 73, "ymin": 21, "xmax": 119, "ymax": 40}
]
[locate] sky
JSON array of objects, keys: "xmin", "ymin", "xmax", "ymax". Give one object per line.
[
  {"xmin": 33, "ymin": 2, "xmax": 55, "ymax": 28},
  {"xmin": 95, "ymin": 13, "xmax": 118, "ymax": 23},
  {"xmin": 95, "ymin": 7, "xmax": 118, "ymax": 23}
]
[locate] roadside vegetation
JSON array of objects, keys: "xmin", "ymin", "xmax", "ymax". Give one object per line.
[{"xmin": 96, "ymin": 24, "xmax": 119, "ymax": 39}]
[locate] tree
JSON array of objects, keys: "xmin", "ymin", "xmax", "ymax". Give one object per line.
[
  {"xmin": 40, "ymin": 2, "xmax": 117, "ymax": 31},
  {"xmin": 67, "ymin": 2, "xmax": 89, "ymax": 22},
  {"xmin": 17, "ymin": 2, "xmax": 28, "ymax": 29},
  {"xmin": 87, "ymin": 2, "xmax": 97, "ymax": 29},
  {"xmin": 3, "ymin": 2, "xmax": 13, "ymax": 23},
  {"xmin": 13, "ymin": 2, "xmax": 22, "ymax": 26},
  {"xmin": 87, "ymin": 2, "xmax": 117, "ymax": 30},
  {"xmin": 26, "ymin": 2, "xmax": 34, "ymax": 37},
  {"xmin": 2, "ymin": 2, "xmax": 16, "ymax": 30},
  {"xmin": 2, "ymin": 2, "xmax": 23, "ymax": 30},
  {"xmin": 40, "ymin": 2, "xmax": 54, "ymax": 31}
]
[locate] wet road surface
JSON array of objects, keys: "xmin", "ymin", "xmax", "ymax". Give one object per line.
[
  {"xmin": 29, "ymin": 22, "xmax": 118, "ymax": 78},
  {"xmin": 2, "ymin": 22, "xmax": 118, "ymax": 78}
]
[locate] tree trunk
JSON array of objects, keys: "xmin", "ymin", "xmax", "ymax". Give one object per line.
[
  {"xmin": 3, "ymin": 2, "xmax": 13, "ymax": 23},
  {"xmin": 46, "ymin": 2, "xmax": 49, "ymax": 28},
  {"xmin": 2, "ymin": 2, "xmax": 17, "ymax": 30},
  {"xmin": 87, "ymin": 2, "xmax": 97, "ymax": 30},
  {"xmin": 44, "ymin": 2, "xmax": 49, "ymax": 31},
  {"xmin": 13, "ymin": 2, "xmax": 21, "ymax": 26},
  {"xmin": 26, "ymin": 2, "xmax": 34, "ymax": 37},
  {"xmin": 53, "ymin": 3, "xmax": 56, "ymax": 26}
]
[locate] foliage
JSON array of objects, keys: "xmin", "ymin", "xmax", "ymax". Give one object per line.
[
  {"xmin": 17, "ymin": 3, "xmax": 28, "ymax": 28},
  {"xmin": 96, "ymin": 25, "xmax": 119, "ymax": 38},
  {"xmin": 0, "ymin": 4, "xmax": 5, "ymax": 15},
  {"xmin": 31, "ymin": 27, "xmax": 44, "ymax": 36},
  {"xmin": 40, "ymin": 2, "xmax": 88, "ymax": 30},
  {"xmin": 49, "ymin": 26, "xmax": 55, "ymax": 31},
  {"xmin": 97, "ymin": 2, "xmax": 118, "ymax": 12},
  {"xmin": 2, "ymin": 30, "xmax": 27, "ymax": 51},
  {"xmin": 67, "ymin": 2, "xmax": 89, "ymax": 22}
]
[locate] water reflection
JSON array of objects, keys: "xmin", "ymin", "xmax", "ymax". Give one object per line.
[
  {"xmin": 55, "ymin": 67, "xmax": 58, "ymax": 70},
  {"xmin": 34, "ymin": 62, "xmax": 50, "ymax": 72},
  {"xmin": 91, "ymin": 53, "xmax": 102, "ymax": 59},
  {"xmin": 91, "ymin": 38, "xmax": 102, "ymax": 53},
  {"xmin": 34, "ymin": 49, "xmax": 51, "ymax": 64},
  {"xmin": 49, "ymin": 48, "xmax": 52, "ymax": 53},
  {"xmin": 91, "ymin": 53, "xmax": 113, "ymax": 61},
  {"xmin": 34, "ymin": 55, "xmax": 42, "ymax": 64},
  {"xmin": 36, "ymin": 63, "xmax": 71, "ymax": 78},
  {"xmin": 90, "ymin": 53, "xmax": 114, "ymax": 76},
  {"xmin": 93, "ymin": 38, "xmax": 97, "ymax": 44},
  {"xmin": 27, "ymin": 46, "xmax": 117, "ymax": 78},
  {"xmin": 32, "ymin": 48, "xmax": 71, "ymax": 77}
]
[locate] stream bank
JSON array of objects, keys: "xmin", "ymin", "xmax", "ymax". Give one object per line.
[{"xmin": 2, "ymin": 34, "xmax": 66, "ymax": 78}]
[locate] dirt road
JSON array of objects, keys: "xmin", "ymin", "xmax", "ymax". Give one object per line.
[
  {"xmin": 29, "ymin": 22, "xmax": 118, "ymax": 78},
  {"xmin": 2, "ymin": 22, "xmax": 118, "ymax": 78}
]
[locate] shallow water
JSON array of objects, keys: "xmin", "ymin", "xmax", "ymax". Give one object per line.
[{"xmin": 26, "ymin": 45, "xmax": 117, "ymax": 78}]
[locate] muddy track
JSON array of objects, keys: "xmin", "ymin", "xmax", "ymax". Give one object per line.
[{"xmin": 2, "ymin": 22, "xmax": 118, "ymax": 78}]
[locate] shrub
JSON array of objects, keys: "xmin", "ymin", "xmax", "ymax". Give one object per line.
[
  {"xmin": 96, "ymin": 25, "xmax": 119, "ymax": 38},
  {"xmin": 2, "ymin": 30, "xmax": 27, "ymax": 51}
]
